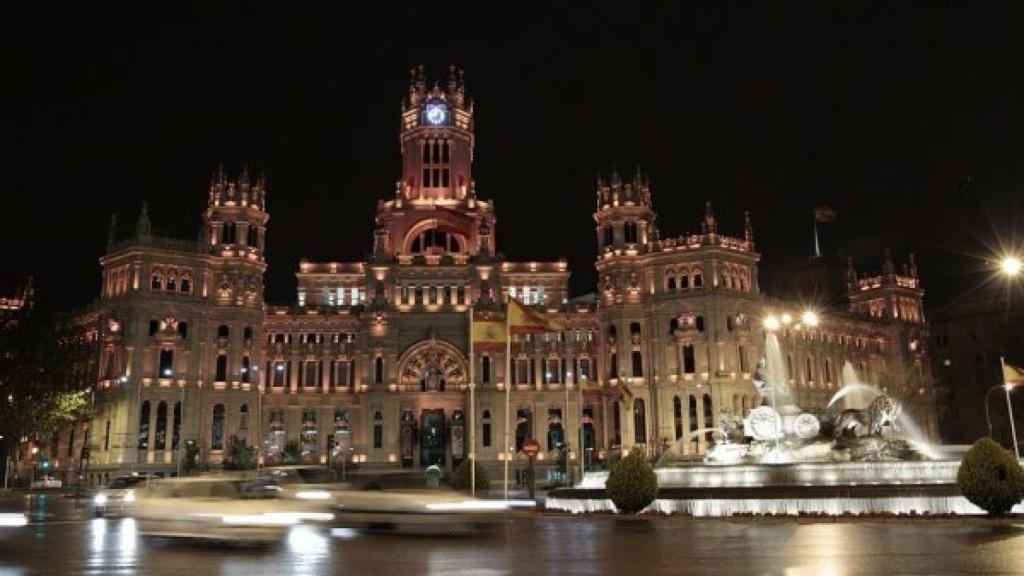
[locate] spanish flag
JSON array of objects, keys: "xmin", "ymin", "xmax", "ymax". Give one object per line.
[
  {"xmin": 1004, "ymin": 362, "xmax": 1024, "ymax": 386},
  {"xmin": 507, "ymin": 297, "xmax": 563, "ymax": 335},
  {"xmin": 471, "ymin": 313, "xmax": 506, "ymax": 352}
]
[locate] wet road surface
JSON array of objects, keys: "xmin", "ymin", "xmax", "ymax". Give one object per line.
[{"xmin": 2, "ymin": 494, "xmax": 1024, "ymax": 575}]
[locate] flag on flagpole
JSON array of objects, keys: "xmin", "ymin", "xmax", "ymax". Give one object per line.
[
  {"xmin": 1003, "ymin": 362, "xmax": 1024, "ymax": 386},
  {"xmin": 471, "ymin": 312, "xmax": 507, "ymax": 351},
  {"xmin": 507, "ymin": 298, "xmax": 563, "ymax": 334}
]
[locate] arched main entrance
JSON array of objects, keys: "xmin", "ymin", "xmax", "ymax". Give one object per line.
[{"xmin": 396, "ymin": 339, "xmax": 469, "ymax": 468}]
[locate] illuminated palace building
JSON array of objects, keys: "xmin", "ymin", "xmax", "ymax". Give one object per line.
[{"xmin": 80, "ymin": 68, "xmax": 936, "ymax": 480}]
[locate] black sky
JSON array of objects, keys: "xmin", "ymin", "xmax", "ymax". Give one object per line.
[{"xmin": 3, "ymin": 2, "xmax": 1023, "ymax": 312}]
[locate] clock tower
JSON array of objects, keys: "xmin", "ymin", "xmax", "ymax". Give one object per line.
[{"xmin": 399, "ymin": 65, "xmax": 474, "ymax": 202}]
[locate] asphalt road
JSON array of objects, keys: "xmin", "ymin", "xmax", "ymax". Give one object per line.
[{"xmin": 2, "ymin": 494, "xmax": 1024, "ymax": 575}]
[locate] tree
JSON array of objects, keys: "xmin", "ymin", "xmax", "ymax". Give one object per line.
[
  {"xmin": 450, "ymin": 459, "xmax": 490, "ymax": 491},
  {"xmin": 605, "ymin": 447, "xmax": 658, "ymax": 514},
  {"xmin": 222, "ymin": 435, "xmax": 256, "ymax": 470},
  {"xmin": 0, "ymin": 312, "xmax": 96, "ymax": 460},
  {"xmin": 957, "ymin": 437, "xmax": 1024, "ymax": 515},
  {"xmin": 282, "ymin": 440, "xmax": 302, "ymax": 464}
]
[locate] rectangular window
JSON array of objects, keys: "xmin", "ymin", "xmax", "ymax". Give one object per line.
[
  {"xmin": 515, "ymin": 359, "xmax": 529, "ymax": 384},
  {"xmin": 273, "ymin": 362, "xmax": 286, "ymax": 387},
  {"xmin": 482, "ymin": 422, "xmax": 492, "ymax": 447},
  {"xmin": 737, "ymin": 345, "xmax": 747, "ymax": 373},
  {"xmin": 373, "ymin": 424, "xmax": 383, "ymax": 449},
  {"xmin": 159, "ymin": 349, "xmax": 174, "ymax": 378},
  {"xmin": 683, "ymin": 345, "xmax": 696, "ymax": 374},
  {"xmin": 304, "ymin": 361, "xmax": 318, "ymax": 387}
]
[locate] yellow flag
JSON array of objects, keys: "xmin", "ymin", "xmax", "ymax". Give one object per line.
[
  {"xmin": 508, "ymin": 298, "xmax": 563, "ymax": 334},
  {"xmin": 472, "ymin": 316, "xmax": 506, "ymax": 351},
  {"xmin": 1004, "ymin": 363, "xmax": 1024, "ymax": 385}
]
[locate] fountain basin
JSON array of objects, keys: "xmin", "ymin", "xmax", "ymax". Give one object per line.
[{"xmin": 552, "ymin": 456, "xmax": 1019, "ymax": 516}]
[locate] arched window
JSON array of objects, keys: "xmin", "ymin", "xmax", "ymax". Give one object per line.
[
  {"xmin": 374, "ymin": 356, "xmax": 384, "ymax": 385},
  {"xmin": 482, "ymin": 410, "xmax": 492, "ymax": 447},
  {"xmin": 155, "ymin": 401, "xmax": 167, "ymax": 450},
  {"xmin": 633, "ymin": 399, "xmax": 647, "ymax": 444},
  {"xmin": 693, "ymin": 272, "xmax": 703, "ymax": 288},
  {"xmin": 688, "ymin": 396, "xmax": 698, "ymax": 433},
  {"xmin": 151, "ymin": 269, "xmax": 163, "ymax": 290},
  {"xmin": 680, "ymin": 273, "xmax": 690, "ymax": 289},
  {"xmin": 211, "ymin": 354, "xmax": 226, "ymax": 382},
  {"xmin": 217, "ymin": 324, "xmax": 230, "ymax": 339},
  {"xmin": 611, "ymin": 401, "xmax": 622, "ymax": 446},
  {"xmin": 673, "ymin": 396, "xmax": 683, "ymax": 440},
  {"xmin": 172, "ymin": 402, "xmax": 181, "ymax": 450},
  {"xmin": 211, "ymin": 404, "xmax": 226, "ymax": 450},
  {"xmin": 166, "ymin": 271, "xmax": 176, "ymax": 292},
  {"xmin": 244, "ymin": 327, "xmax": 253, "ymax": 341},
  {"xmin": 481, "ymin": 356, "xmax": 491, "ymax": 384},
  {"xmin": 239, "ymin": 404, "xmax": 249, "ymax": 432},
  {"xmin": 180, "ymin": 272, "xmax": 192, "ymax": 293},
  {"xmin": 702, "ymin": 394, "xmax": 714, "ymax": 441},
  {"xmin": 607, "ymin": 324, "xmax": 617, "ymax": 341},
  {"xmin": 373, "ymin": 411, "xmax": 383, "ymax": 449},
  {"xmin": 138, "ymin": 400, "xmax": 150, "ymax": 449},
  {"xmin": 666, "ymin": 269, "xmax": 677, "ymax": 291},
  {"xmin": 177, "ymin": 321, "xmax": 188, "ymax": 339},
  {"xmin": 149, "ymin": 319, "xmax": 160, "ymax": 336}
]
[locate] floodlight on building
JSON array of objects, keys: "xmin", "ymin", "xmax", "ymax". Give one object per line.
[
  {"xmin": 780, "ymin": 313, "xmax": 793, "ymax": 325},
  {"xmin": 1000, "ymin": 255, "xmax": 1022, "ymax": 278},
  {"xmin": 763, "ymin": 315, "xmax": 781, "ymax": 331},
  {"xmin": 801, "ymin": 310, "xmax": 820, "ymax": 327}
]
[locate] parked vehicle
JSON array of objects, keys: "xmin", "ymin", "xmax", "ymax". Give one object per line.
[{"xmin": 29, "ymin": 476, "xmax": 61, "ymax": 489}]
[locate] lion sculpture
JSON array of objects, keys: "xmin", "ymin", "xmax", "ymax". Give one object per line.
[{"xmin": 832, "ymin": 395, "xmax": 902, "ymax": 438}]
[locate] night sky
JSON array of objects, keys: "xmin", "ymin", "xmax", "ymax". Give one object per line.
[{"xmin": 3, "ymin": 3, "xmax": 1023, "ymax": 313}]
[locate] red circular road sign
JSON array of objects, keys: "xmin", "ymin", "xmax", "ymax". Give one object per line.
[{"xmin": 522, "ymin": 438, "xmax": 541, "ymax": 459}]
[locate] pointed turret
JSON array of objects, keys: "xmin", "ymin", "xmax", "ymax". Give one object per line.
[
  {"xmin": 744, "ymin": 210, "xmax": 754, "ymax": 246},
  {"xmin": 106, "ymin": 213, "xmax": 118, "ymax": 252}
]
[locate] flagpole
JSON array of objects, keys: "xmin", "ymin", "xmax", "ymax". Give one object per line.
[
  {"xmin": 503, "ymin": 306, "xmax": 511, "ymax": 501},
  {"xmin": 1002, "ymin": 356, "xmax": 1020, "ymax": 460},
  {"xmin": 469, "ymin": 307, "xmax": 476, "ymax": 497}
]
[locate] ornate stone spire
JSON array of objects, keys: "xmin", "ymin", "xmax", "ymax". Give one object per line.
[{"xmin": 135, "ymin": 202, "xmax": 151, "ymax": 237}]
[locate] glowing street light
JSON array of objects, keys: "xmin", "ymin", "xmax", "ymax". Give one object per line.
[
  {"xmin": 801, "ymin": 310, "xmax": 820, "ymax": 327},
  {"xmin": 780, "ymin": 313, "xmax": 793, "ymax": 326},
  {"xmin": 1000, "ymin": 255, "xmax": 1022, "ymax": 278},
  {"xmin": 763, "ymin": 315, "xmax": 780, "ymax": 331}
]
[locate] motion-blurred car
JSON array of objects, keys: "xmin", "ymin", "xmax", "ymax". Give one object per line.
[
  {"xmin": 332, "ymin": 489, "xmax": 510, "ymax": 535},
  {"xmin": 93, "ymin": 475, "xmax": 148, "ymax": 517},
  {"xmin": 29, "ymin": 476, "xmax": 61, "ymax": 489},
  {"xmin": 130, "ymin": 477, "xmax": 334, "ymax": 544},
  {"xmin": 261, "ymin": 466, "xmax": 351, "ymax": 503}
]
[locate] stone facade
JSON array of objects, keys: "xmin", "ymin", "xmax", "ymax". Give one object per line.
[{"xmin": 79, "ymin": 67, "xmax": 937, "ymax": 482}]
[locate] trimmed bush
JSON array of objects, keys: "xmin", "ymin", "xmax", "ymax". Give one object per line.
[
  {"xmin": 450, "ymin": 459, "xmax": 491, "ymax": 491},
  {"xmin": 957, "ymin": 437, "xmax": 1024, "ymax": 515},
  {"xmin": 606, "ymin": 448, "xmax": 658, "ymax": 514}
]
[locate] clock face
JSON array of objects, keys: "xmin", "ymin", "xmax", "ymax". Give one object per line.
[{"xmin": 424, "ymin": 102, "xmax": 448, "ymax": 125}]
